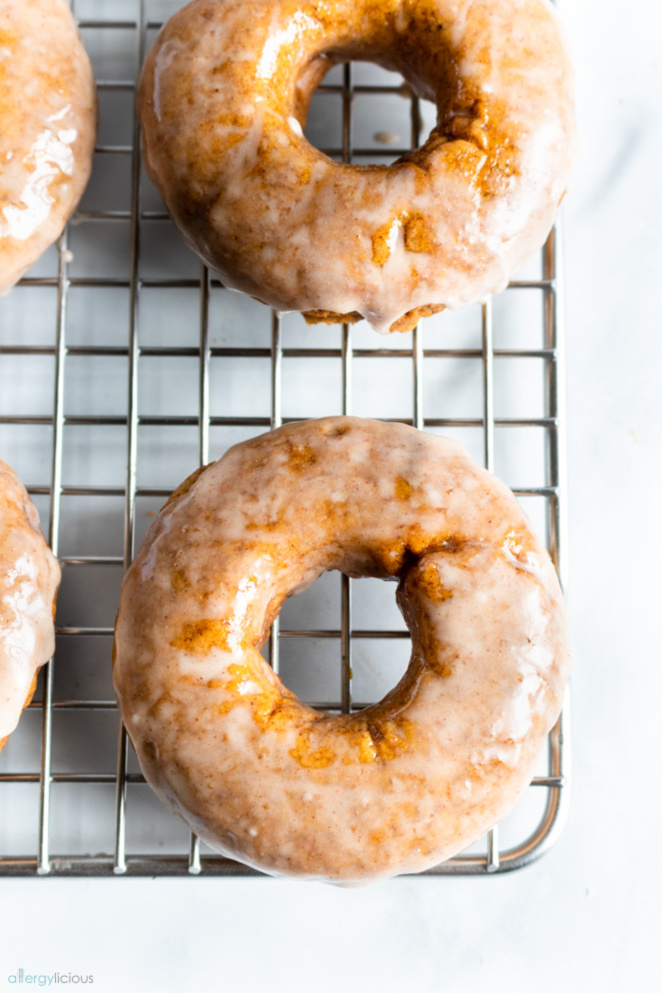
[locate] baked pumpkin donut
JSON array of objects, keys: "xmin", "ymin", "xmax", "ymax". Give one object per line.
[
  {"xmin": 0, "ymin": 461, "xmax": 61, "ymax": 752},
  {"xmin": 0, "ymin": 0, "xmax": 96, "ymax": 296},
  {"xmin": 139, "ymin": 0, "xmax": 575, "ymax": 333},
  {"xmin": 113, "ymin": 417, "xmax": 571, "ymax": 883}
]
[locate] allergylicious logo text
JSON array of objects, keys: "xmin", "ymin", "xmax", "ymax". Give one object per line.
[{"xmin": 7, "ymin": 970, "xmax": 93, "ymax": 986}]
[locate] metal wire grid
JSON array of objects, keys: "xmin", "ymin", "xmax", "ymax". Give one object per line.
[{"xmin": 0, "ymin": 0, "xmax": 569, "ymax": 876}]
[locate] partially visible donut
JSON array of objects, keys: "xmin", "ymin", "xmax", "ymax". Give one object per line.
[
  {"xmin": 0, "ymin": 461, "xmax": 60, "ymax": 752},
  {"xmin": 139, "ymin": 0, "xmax": 575, "ymax": 333},
  {"xmin": 113, "ymin": 417, "xmax": 571, "ymax": 883},
  {"xmin": 0, "ymin": 0, "xmax": 97, "ymax": 296}
]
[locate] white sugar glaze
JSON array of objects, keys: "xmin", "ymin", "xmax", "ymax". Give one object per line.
[
  {"xmin": 0, "ymin": 0, "xmax": 96, "ymax": 296},
  {"xmin": 113, "ymin": 417, "xmax": 571, "ymax": 883},
  {"xmin": 139, "ymin": 0, "xmax": 576, "ymax": 333},
  {"xmin": 0, "ymin": 461, "xmax": 60, "ymax": 744}
]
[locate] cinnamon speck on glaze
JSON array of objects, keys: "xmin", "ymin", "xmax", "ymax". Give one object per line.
[
  {"xmin": 0, "ymin": 0, "xmax": 96, "ymax": 296},
  {"xmin": 138, "ymin": 0, "xmax": 575, "ymax": 333},
  {"xmin": 113, "ymin": 417, "xmax": 571, "ymax": 883}
]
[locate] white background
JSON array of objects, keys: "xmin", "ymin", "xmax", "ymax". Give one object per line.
[{"xmin": 2, "ymin": 1, "xmax": 662, "ymax": 990}]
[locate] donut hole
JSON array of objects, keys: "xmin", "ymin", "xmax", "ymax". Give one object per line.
[
  {"xmin": 273, "ymin": 570, "xmax": 412, "ymax": 714},
  {"xmin": 300, "ymin": 59, "xmax": 439, "ymax": 167},
  {"xmin": 351, "ymin": 633, "xmax": 412, "ymax": 709},
  {"xmin": 273, "ymin": 635, "xmax": 345, "ymax": 708}
]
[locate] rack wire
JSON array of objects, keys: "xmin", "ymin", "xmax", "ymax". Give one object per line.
[{"xmin": 0, "ymin": 0, "xmax": 569, "ymax": 876}]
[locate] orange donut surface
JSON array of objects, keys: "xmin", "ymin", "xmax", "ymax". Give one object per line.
[
  {"xmin": 0, "ymin": 0, "xmax": 96, "ymax": 295},
  {"xmin": 113, "ymin": 417, "xmax": 571, "ymax": 883},
  {"xmin": 139, "ymin": 0, "xmax": 575, "ymax": 333}
]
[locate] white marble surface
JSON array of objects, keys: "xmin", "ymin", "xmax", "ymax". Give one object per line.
[{"xmin": 2, "ymin": 1, "xmax": 662, "ymax": 989}]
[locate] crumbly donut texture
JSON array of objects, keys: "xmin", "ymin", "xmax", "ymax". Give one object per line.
[
  {"xmin": 0, "ymin": 461, "xmax": 61, "ymax": 749},
  {"xmin": 139, "ymin": 0, "xmax": 575, "ymax": 333},
  {"xmin": 113, "ymin": 417, "xmax": 571, "ymax": 883},
  {"xmin": 0, "ymin": 0, "xmax": 96, "ymax": 296}
]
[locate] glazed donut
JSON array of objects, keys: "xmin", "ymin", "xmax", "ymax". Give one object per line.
[
  {"xmin": 113, "ymin": 417, "xmax": 571, "ymax": 883},
  {"xmin": 138, "ymin": 0, "xmax": 575, "ymax": 334},
  {"xmin": 0, "ymin": 0, "xmax": 96, "ymax": 296},
  {"xmin": 0, "ymin": 461, "xmax": 60, "ymax": 753}
]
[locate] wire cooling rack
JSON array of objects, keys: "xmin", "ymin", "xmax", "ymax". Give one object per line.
[{"xmin": 0, "ymin": 0, "xmax": 569, "ymax": 876}]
